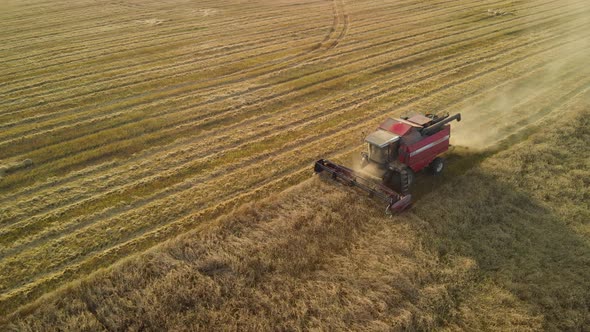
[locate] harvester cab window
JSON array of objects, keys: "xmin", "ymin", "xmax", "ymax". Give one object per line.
[
  {"xmin": 368, "ymin": 143, "xmax": 387, "ymax": 164},
  {"xmin": 364, "ymin": 129, "xmax": 399, "ymax": 164},
  {"xmin": 388, "ymin": 141, "xmax": 399, "ymax": 160}
]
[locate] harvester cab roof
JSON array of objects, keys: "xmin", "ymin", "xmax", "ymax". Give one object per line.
[{"xmin": 365, "ymin": 129, "xmax": 399, "ymax": 148}]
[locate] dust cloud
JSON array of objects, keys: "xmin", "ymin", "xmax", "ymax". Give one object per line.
[
  {"xmin": 451, "ymin": 10, "xmax": 590, "ymax": 150},
  {"xmin": 349, "ymin": 148, "xmax": 386, "ymax": 180}
]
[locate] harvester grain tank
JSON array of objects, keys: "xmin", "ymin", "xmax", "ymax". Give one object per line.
[{"xmin": 314, "ymin": 113, "xmax": 461, "ymax": 213}]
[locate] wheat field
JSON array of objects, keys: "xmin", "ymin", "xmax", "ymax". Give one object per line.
[{"xmin": 1, "ymin": 0, "xmax": 589, "ymax": 328}]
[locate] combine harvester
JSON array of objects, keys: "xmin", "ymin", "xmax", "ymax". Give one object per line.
[{"xmin": 314, "ymin": 113, "xmax": 461, "ymax": 213}]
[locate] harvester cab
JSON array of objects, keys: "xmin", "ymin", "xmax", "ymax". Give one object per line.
[{"xmin": 314, "ymin": 113, "xmax": 461, "ymax": 214}]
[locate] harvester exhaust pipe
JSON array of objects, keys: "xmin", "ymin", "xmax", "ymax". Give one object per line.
[{"xmin": 422, "ymin": 113, "xmax": 461, "ymax": 136}]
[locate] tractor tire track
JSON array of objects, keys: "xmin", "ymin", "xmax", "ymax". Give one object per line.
[
  {"xmin": 3, "ymin": 29, "xmax": 588, "ymax": 262},
  {"xmin": 4, "ymin": 41, "xmax": 575, "ymax": 218},
  {"xmin": 0, "ymin": 0, "xmax": 528, "ymax": 118},
  {"xmin": 0, "ymin": 0, "xmax": 576, "ymax": 154},
  {"xmin": 0, "ymin": 6, "xmax": 584, "ymax": 183},
  {"xmin": 0, "ymin": 5, "xmax": 584, "ymax": 200},
  {"xmin": 0, "ymin": 0, "xmax": 454, "ymax": 69},
  {"xmin": 0, "ymin": 0, "xmax": 330, "ymax": 65},
  {"xmin": 1, "ymin": 0, "xmax": 512, "ymax": 113}
]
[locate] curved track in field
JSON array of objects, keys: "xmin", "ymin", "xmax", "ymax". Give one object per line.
[{"xmin": 1, "ymin": 0, "xmax": 589, "ymax": 319}]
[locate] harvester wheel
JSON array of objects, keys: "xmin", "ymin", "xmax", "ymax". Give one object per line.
[
  {"xmin": 429, "ymin": 157, "xmax": 445, "ymax": 175},
  {"xmin": 383, "ymin": 169, "xmax": 413, "ymax": 192},
  {"xmin": 382, "ymin": 170, "xmax": 395, "ymax": 188}
]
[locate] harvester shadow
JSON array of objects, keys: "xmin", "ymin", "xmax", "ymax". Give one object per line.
[
  {"xmin": 409, "ymin": 146, "xmax": 494, "ymax": 203},
  {"xmin": 410, "ymin": 115, "xmax": 561, "ymax": 203},
  {"xmin": 411, "ymin": 162, "xmax": 590, "ymax": 329}
]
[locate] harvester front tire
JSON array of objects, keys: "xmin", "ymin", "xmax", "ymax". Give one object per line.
[
  {"xmin": 383, "ymin": 169, "xmax": 413, "ymax": 192},
  {"xmin": 382, "ymin": 170, "xmax": 395, "ymax": 189},
  {"xmin": 429, "ymin": 157, "xmax": 445, "ymax": 175}
]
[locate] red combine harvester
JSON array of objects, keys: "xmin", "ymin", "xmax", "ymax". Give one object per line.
[{"xmin": 314, "ymin": 113, "xmax": 461, "ymax": 213}]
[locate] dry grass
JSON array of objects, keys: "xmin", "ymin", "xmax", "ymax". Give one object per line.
[
  {"xmin": 5, "ymin": 179, "xmax": 474, "ymax": 331},
  {"xmin": 5, "ymin": 99, "xmax": 590, "ymax": 330},
  {"xmin": 1, "ymin": 0, "xmax": 589, "ymax": 325}
]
